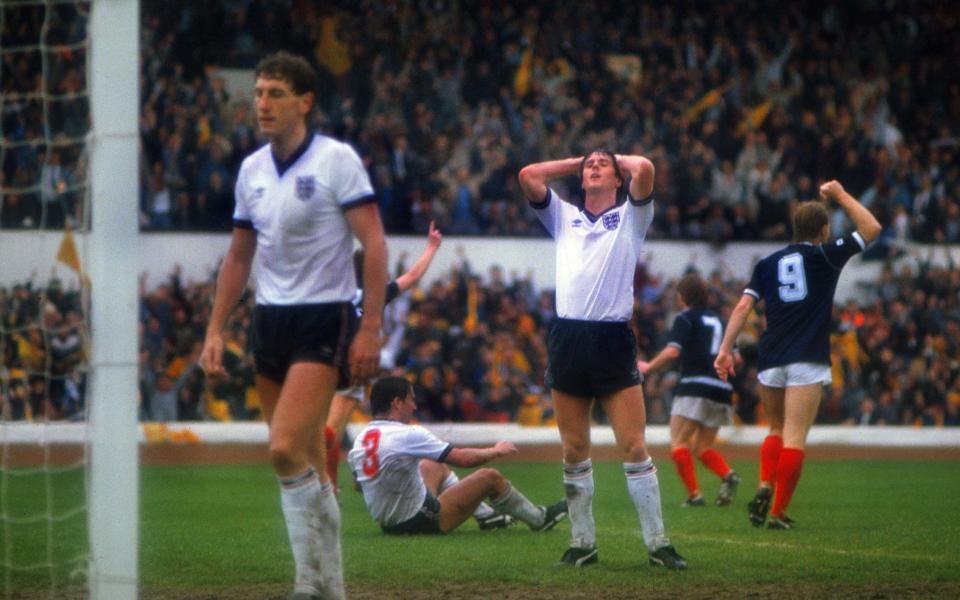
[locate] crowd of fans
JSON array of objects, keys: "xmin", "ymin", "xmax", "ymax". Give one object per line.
[
  {"xmin": 3, "ymin": 1, "xmax": 959, "ymax": 245},
  {"xmin": 3, "ymin": 246, "xmax": 958, "ymax": 428}
]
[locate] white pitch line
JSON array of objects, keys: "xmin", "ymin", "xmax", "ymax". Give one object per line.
[{"xmin": 680, "ymin": 533, "xmax": 956, "ymax": 565}]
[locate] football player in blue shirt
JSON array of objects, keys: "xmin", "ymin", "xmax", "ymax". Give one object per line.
[{"xmin": 714, "ymin": 180, "xmax": 881, "ymax": 529}]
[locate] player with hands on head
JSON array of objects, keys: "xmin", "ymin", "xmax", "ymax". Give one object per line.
[
  {"xmin": 348, "ymin": 376, "xmax": 568, "ymax": 535},
  {"xmin": 199, "ymin": 51, "xmax": 387, "ymax": 600},
  {"xmin": 323, "ymin": 221, "xmax": 443, "ymax": 494},
  {"xmin": 714, "ymin": 179, "xmax": 881, "ymax": 530},
  {"xmin": 638, "ymin": 272, "xmax": 741, "ymax": 508},
  {"xmin": 518, "ymin": 150, "xmax": 687, "ymax": 569}
]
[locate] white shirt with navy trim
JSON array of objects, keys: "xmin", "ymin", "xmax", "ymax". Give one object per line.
[
  {"xmin": 233, "ymin": 134, "xmax": 374, "ymax": 305},
  {"xmin": 532, "ymin": 187, "xmax": 654, "ymax": 321},
  {"xmin": 347, "ymin": 420, "xmax": 452, "ymax": 526}
]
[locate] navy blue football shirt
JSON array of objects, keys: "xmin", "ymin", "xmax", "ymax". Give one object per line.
[
  {"xmin": 666, "ymin": 307, "xmax": 733, "ymax": 404},
  {"xmin": 745, "ymin": 232, "xmax": 866, "ymax": 371}
]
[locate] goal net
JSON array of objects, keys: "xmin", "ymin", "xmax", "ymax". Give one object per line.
[{"xmin": 0, "ymin": 1, "xmax": 138, "ymax": 598}]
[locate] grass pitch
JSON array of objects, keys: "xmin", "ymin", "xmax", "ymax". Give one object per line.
[{"xmin": 4, "ymin": 459, "xmax": 960, "ymax": 598}]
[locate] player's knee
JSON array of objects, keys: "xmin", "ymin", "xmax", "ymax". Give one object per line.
[
  {"xmin": 268, "ymin": 439, "xmax": 301, "ymax": 472},
  {"xmin": 477, "ymin": 467, "xmax": 506, "ymax": 488},
  {"xmin": 622, "ymin": 436, "xmax": 648, "ymax": 461},
  {"xmin": 562, "ymin": 439, "xmax": 590, "ymax": 463}
]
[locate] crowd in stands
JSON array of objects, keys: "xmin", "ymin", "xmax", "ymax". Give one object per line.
[
  {"xmin": 4, "ymin": 246, "xmax": 958, "ymax": 428},
  {"xmin": 4, "ymin": 1, "xmax": 959, "ymax": 245}
]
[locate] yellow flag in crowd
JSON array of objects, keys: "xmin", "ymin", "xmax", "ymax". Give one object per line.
[
  {"xmin": 463, "ymin": 279, "xmax": 478, "ymax": 335},
  {"xmin": 315, "ymin": 16, "xmax": 351, "ymax": 78},
  {"xmin": 685, "ymin": 81, "xmax": 733, "ymax": 122},
  {"xmin": 513, "ymin": 48, "xmax": 533, "ymax": 98},
  {"xmin": 737, "ymin": 100, "xmax": 773, "ymax": 135},
  {"xmin": 56, "ymin": 224, "xmax": 82, "ymax": 273}
]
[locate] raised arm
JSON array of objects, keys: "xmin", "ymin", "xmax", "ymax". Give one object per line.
[
  {"xmin": 617, "ymin": 155, "xmax": 655, "ymax": 200},
  {"xmin": 714, "ymin": 294, "xmax": 756, "ymax": 381},
  {"xmin": 200, "ymin": 228, "xmax": 256, "ymax": 378},
  {"xmin": 820, "ymin": 180, "xmax": 882, "ymax": 244},
  {"xmin": 345, "ymin": 203, "xmax": 388, "ymax": 383},
  {"xmin": 444, "ymin": 440, "xmax": 518, "ymax": 468},
  {"xmin": 518, "ymin": 157, "xmax": 582, "ymax": 202},
  {"xmin": 395, "ymin": 221, "xmax": 442, "ymax": 293}
]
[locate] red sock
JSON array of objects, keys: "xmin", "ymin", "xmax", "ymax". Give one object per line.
[
  {"xmin": 698, "ymin": 448, "xmax": 732, "ymax": 479},
  {"xmin": 671, "ymin": 446, "xmax": 700, "ymax": 497},
  {"xmin": 324, "ymin": 425, "xmax": 340, "ymax": 490},
  {"xmin": 759, "ymin": 434, "xmax": 783, "ymax": 487},
  {"xmin": 770, "ymin": 447, "xmax": 805, "ymax": 518}
]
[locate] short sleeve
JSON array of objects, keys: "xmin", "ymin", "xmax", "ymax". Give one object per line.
[
  {"xmin": 666, "ymin": 314, "xmax": 692, "ymax": 350},
  {"xmin": 232, "ymin": 166, "xmax": 253, "ymax": 228},
  {"xmin": 385, "ymin": 281, "xmax": 401, "ymax": 305},
  {"xmin": 744, "ymin": 260, "xmax": 763, "ymax": 300},
  {"xmin": 531, "ymin": 187, "xmax": 563, "ymax": 238},
  {"xmin": 403, "ymin": 425, "xmax": 453, "ymax": 462},
  {"xmin": 819, "ymin": 232, "xmax": 866, "ymax": 271},
  {"xmin": 330, "ymin": 143, "xmax": 375, "ymax": 209}
]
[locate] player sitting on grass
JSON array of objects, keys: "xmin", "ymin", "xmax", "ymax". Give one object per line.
[{"xmin": 348, "ymin": 376, "xmax": 567, "ymax": 535}]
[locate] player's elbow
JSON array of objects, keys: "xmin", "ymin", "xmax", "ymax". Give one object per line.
[{"xmin": 859, "ymin": 220, "xmax": 883, "ymax": 245}]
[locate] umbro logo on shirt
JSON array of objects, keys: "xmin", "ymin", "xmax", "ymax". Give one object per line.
[{"xmin": 571, "ymin": 219, "xmax": 583, "ymax": 228}]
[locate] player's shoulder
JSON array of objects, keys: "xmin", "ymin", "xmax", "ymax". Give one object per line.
[{"xmin": 238, "ymin": 142, "xmax": 273, "ymax": 175}]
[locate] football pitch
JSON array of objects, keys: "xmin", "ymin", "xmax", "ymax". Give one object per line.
[{"xmin": 5, "ymin": 459, "xmax": 960, "ymax": 599}]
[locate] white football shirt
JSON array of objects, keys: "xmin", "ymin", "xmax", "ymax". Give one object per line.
[
  {"xmin": 233, "ymin": 133, "xmax": 375, "ymax": 305},
  {"xmin": 347, "ymin": 420, "xmax": 452, "ymax": 526},
  {"xmin": 532, "ymin": 188, "xmax": 654, "ymax": 321}
]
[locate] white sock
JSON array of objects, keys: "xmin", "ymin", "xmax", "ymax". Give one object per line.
[
  {"xmin": 279, "ymin": 469, "xmax": 322, "ymax": 596},
  {"xmin": 624, "ymin": 459, "xmax": 670, "ymax": 552},
  {"xmin": 490, "ymin": 483, "xmax": 546, "ymax": 528},
  {"xmin": 314, "ymin": 480, "xmax": 346, "ymax": 600},
  {"xmin": 563, "ymin": 459, "xmax": 596, "ymax": 549},
  {"xmin": 441, "ymin": 470, "xmax": 496, "ymax": 519}
]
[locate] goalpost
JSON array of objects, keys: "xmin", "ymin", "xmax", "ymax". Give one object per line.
[
  {"xmin": 0, "ymin": 1, "xmax": 138, "ymax": 598},
  {"xmin": 87, "ymin": 1, "xmax": 139, "ymax": 598}
]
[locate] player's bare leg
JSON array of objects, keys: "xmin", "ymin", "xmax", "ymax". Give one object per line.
[
  {"xmin": 554, "ymin": 390, "xmax": 598, "ymax": 564},
  {"xmin": 669, "ymin": 415, "xmax": 703, "ymax": 505},
  {"xmin": 268, "ymin": 363, "xmax": 344, "ymax": 600},
  {"xmin": 420, "ymin": 460, "xmax": 511, "ymax": 528},
  {"xmin": 323, "ymin": 394, "xmax": 359, "ymax": 490},
  {"xmin": 602, "ymin": 386, "xmax": 684, "ymax": 568},
  {"xmin": 436, "ymin": 468, "xmax": 506, "ymax": 532},
  {"xmin": 767, "ymin": 384, "xmax": 822, "ymax": 528}
]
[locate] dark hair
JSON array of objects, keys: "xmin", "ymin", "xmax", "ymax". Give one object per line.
[
  {"xmin": 578, "ymin": 149, "xmax": 625, "ymax": 189},
  {"xmin": 254, "ymin": 51, "xmax": 318, "ymax": 98},
  {"xmin": 676, "ymin": 273, "xmax": 708, "ymax": 308},
  {"xmin": 793, "ymin": 201, "xmax": 829, "ymax": 242},
  {"xmin": 369, "ymin": 376, "xmax": 412, "ymax": 416}
]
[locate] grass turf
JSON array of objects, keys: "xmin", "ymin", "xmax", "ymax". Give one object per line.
[{"xmin": 3, "ymin": 459, "xmax": 959, "ymax": 597}]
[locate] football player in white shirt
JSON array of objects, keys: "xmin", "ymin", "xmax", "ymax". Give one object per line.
[
  {"xmin": 323, "ymin": 222, "xmax": 443, "ymax": 495},
  {"xmin": 518, "ymin": 150, "xmax": 686, "ymax": 569},
  {"xmin": 348, "ymin": 376, "xmax": 567, "ymax": 536},
  {"xmin": 200, "ymin": 52, "xmax": 387, "ymax": 600}
]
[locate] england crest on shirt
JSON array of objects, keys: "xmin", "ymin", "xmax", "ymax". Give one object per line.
[
  {"xmin": 602, "ymin": 212, "xmax": 620, "ymax": 230},
  {"xmin": 295, "ymin": 176, "xmax": 315, "ymax": 200}
]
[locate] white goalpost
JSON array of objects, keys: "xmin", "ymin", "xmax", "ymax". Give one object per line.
[
  {"xmin": 0, "ymin": 1, "xmax": 139, "ymax": 598},
  {"xmin": 86, "ymin": 1, "xmax": 139, "ymax": 599}
]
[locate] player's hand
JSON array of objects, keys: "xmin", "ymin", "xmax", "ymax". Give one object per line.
[
  {"xmin": 714, "ymin": 350, "xmax": 735, "ymax": 382},
  {"xmin": 819, "ymin": 180, "xmax": 845, "ymax": 203},
  {"xmin": 427, "ymin": 220, "xmax": 442, "ymax": 249},
  {"xmin": 493, "ymin": 440, "xmax": 519, "ymax": 457},
  {"xmin": 349, "ymin": 326, "xmax": 382, "ymax": 385},
  {"xmin": 636, "ymin": 359, "xmax": 651, "ymax": 374},
  {"xmin": 199, "ymin": 334, "xmax": 225, "ymax": 379}
]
